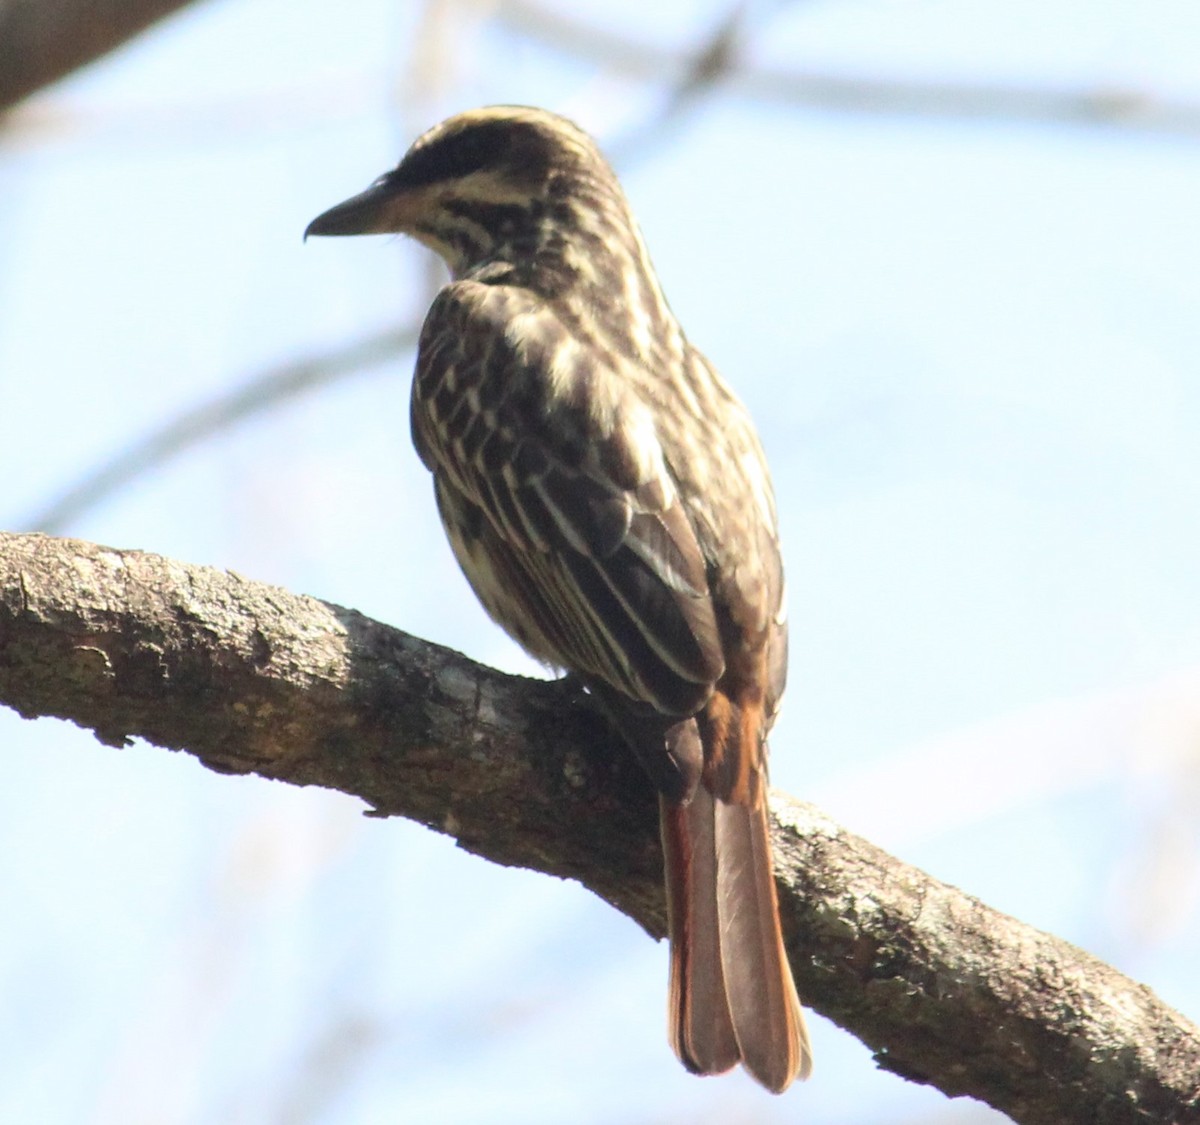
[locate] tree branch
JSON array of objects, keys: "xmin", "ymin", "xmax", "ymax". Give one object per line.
[
  {"xmin": 1, "ymin": 530, "xmax": 1197, "ymax": 1124},
  {"xmin": 0, "ymin": 0, "xmax": 205, "ymax": 115}
]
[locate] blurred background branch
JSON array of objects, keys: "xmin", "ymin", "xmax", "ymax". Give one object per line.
[
  {"xmin": 498, "ymin": 0, "xmax": 1200, "ymax": 138},
  {"xmin": 5, "ymin": 0, "xmax": 1199, "ymax": 141},
  {"xmin": 23, "ymin": 325, "xmax": 418, "ymax": 535},
  {"xmin": 0, "ymin": 0, "xmax": 203, "ymax": 114}
]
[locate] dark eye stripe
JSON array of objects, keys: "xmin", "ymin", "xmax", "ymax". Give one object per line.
[
  {"xmin": 442, "ymin": 200, "xmax": 534, "ymax": 232},
  {"xmin": 398, "ymin": 121, "xmax": 511, "ymax": 186}
]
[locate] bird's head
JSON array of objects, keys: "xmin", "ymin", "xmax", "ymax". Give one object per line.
[{"xmin": 305, "ymin": 106, "xmax": 624, "ymax": 279}]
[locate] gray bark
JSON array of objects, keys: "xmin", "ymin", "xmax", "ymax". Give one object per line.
[{"xmin": 1, "ymin": 530, "xmax": 1197, "ymax": 1124}]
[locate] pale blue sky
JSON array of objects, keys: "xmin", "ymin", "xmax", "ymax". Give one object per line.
[{"xmin": 2, "ymin": 2, "xmax": 1199, "ymax": 1122}]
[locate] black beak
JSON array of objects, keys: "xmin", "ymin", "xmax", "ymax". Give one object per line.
[{"xmin": 304, "ymin": 176, "xmax": 401, "ymax": 240}]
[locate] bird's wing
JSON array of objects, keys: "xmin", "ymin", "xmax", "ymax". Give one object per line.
[{"xmin": 412, "ymin": 279, "xmax": 724, "ymax": 720}]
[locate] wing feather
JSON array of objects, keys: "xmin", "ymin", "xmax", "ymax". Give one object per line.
[{"xmin": 414, "ymin": 280, "xmax": 723, "ymax": 716}]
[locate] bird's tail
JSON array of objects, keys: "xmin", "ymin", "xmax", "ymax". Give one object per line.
[{"xmin": 661, "ymin": 785, "xmax": 812, "ymax": 1093}]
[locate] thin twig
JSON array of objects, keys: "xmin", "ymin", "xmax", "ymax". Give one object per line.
[
  {"xmin": 499, "ymin": 0, "xmax": 1200, "ymax": 139},
  {"xmin": 7, "ymin": 6, "xmax": 1198, "ymax": 145},
  {"xmin": 604, "ymin": 0, "xmax": 749, "ymax": 166}
]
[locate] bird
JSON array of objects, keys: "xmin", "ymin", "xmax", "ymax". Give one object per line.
[{"xmin": 305, "ymin": 105, "xmax": 812, "ymax": 1093}]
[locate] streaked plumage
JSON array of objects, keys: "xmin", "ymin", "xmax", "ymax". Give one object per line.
[{"xmin": 306, "ymin": 105, "xmax": 812, "ymax": 1093}]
